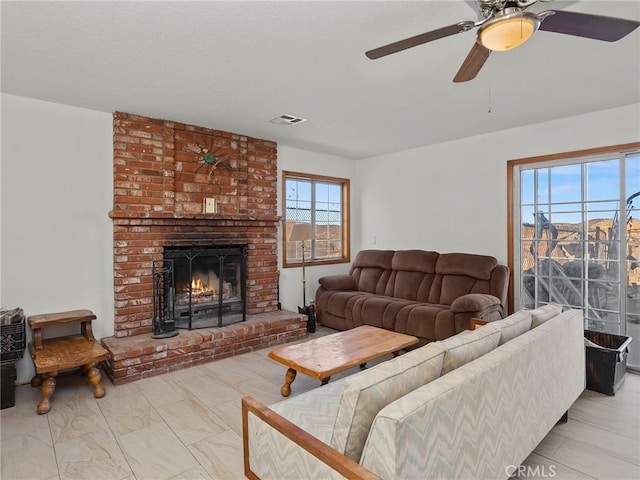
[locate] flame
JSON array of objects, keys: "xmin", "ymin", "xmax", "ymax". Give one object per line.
[{"xmin": 190, "ymin": 278, "xmax": 215, "ymax": 294}]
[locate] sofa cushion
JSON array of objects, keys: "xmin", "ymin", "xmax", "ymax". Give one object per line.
[
  {"xmin": 354, "ymin": 268, "xmax": 392, "ymax": 294},
  {"xmin": 394, "ymin": 304, "xmax": 452, "ymax": 342},
  {"xmin": 330, "ymin": 342, "xmax": 446, "ymax": 461},
  {"xmin": 354, "ymin": 296, "xmax": 420, "ymax": 330},
  {"xmin": 318, "ymin": 274, "xmax": 356, "ymax": 291},
  {"xmin": 530, "ymin": 303, "xmax": 562, "ymax": 328},
  {"xmin": 489, "ymin": 310, "xmax": 533, "ymax": 345},
  {"xmin": 437, "ymin": 276, "xmax": 483, "ymax": 305},
  {"xmin": 391, "ymin": 250, "xmax": 438, "ymax": 273},
  {"xmin": 437, "ymin": 324, "xmax": 501, "ymax": 374},
  {"xmin": 435, "ymin": 253, "xmax": 498, "ymax": 280},
  {"xmin": 324, "ymin": 291, "xmax": 369, "ymax": 318},
  {"xmin": 391, "ymin": 270, "xmax": 434, "ymax": 301},
  {"xmin": 350, "ymin": 250, "xmax": 396, "ymax": 294},
  {"xmin": 450, "ymin": 293, "xmax": 501, "ymax": 313},
  {"xmin": 352, "ymin": 249, "xmax": 395, "ymax": 269}
]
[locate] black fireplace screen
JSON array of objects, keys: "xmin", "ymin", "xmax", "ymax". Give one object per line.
[{"xmin": 154, "ymin": 246, "xmax": 247, "ymax": 330}]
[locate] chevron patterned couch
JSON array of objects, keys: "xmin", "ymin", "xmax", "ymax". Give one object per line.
[
  {"xmin": 242, "ymin": 305, "xmax": 586, "ymax": 479},
  {"xmin": 315, "ymin": 249, "xmax": 510, "ymax": 346}
]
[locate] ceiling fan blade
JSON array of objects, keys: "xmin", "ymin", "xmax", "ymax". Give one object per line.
[
  {"xmin": 453, "ymin": 42, "xmax": 491, "ymax": 83},
  {"xmin": 366, "ymin": 21, "xmax": 476, "ymax": 59},
  {"xmin": 539, "ymin": 10, "xmax": 640, "ymax": 42}
]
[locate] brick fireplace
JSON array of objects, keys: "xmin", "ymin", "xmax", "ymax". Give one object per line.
[{"xmin": 101, "ymin": 112, "xmax": 307, "ymax": 384}]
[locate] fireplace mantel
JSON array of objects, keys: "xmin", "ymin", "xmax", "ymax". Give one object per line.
[{"xmin": 109, "ymin": 211, "xmax": 281, "ymax": 223}]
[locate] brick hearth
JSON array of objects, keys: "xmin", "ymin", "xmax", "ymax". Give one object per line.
[{"xmin": 102, "ymin": 311, "xmax": 307, "ymax": 384}]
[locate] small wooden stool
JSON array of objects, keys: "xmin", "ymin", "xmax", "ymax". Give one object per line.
[{"xmin": 28, "ymin": 309, "xmax": 109, "ymax": 414}]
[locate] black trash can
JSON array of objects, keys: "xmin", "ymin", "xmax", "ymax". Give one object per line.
[
  {"xmin": 584, "ymin": 330, "xmax": 633, "ymax": 396},
  {"xmin": 1, "ymin": 363, "xmax": 17, "ymax": 409},
  {"xmin": 1, "ymin": 308, "xmax": 26, "ymax": 409}
]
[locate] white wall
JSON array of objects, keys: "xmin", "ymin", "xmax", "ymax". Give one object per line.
[
  {"xmin": 277, "ymin": 146, "xmax": 358, "ymax": 312},
  {"xmin": 1, "ymin": 94, "xmax": 113, "ymax": 382},
  {"xmin": 357, "ymin": 104, "xmax": 640, "ymax": 266}
]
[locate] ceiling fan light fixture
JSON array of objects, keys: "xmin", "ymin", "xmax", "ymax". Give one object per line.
[{"xmin": 478, "ymin": 11, "xmax": 540, "ymax": 51}]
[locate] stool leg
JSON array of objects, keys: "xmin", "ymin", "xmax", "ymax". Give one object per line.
[
  {"xmin": 86, "ymin": 363, "xmax": 105, "ymax": 399},
  {"xmin": 30, "ymin": 374, "xmax": 42, "ymax": 388},
  {"xmin": 37, "ymin": 372, "xmax": 57, "ymax": 415}
]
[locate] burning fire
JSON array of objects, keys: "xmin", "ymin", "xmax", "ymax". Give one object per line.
[
  {"xmin": 174, "ymin": 275, "xmax": 232, "ymax": 306},
  {"xmin": 190, "ymin": 278, "xmax": 216, "ymax": 295},
  {"xmin": 186, "ymin": 278, "xmax": 216, "ymax": 304}
]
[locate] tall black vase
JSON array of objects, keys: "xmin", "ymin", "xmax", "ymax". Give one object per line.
[{"xmin": 298, "ymin": 304, "xmax": 316, "ymax": 333}]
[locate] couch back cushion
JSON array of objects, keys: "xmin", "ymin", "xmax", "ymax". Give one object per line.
[
  {"xmin": 530, "ymin": 303, "xmax": 563, "ymax": 328},
  {"xmin": 350, "ymin": 250, "xmax": 395, "ymax": 294},
  {"xmin": 437, "ymin": 323, "xmax": 501, "ymax": 374},
  {"xmin": 389, "ymin": 250, "xmax": 439, "ymax": 301},
  {"xmin": 489, "ymin": 310, "xmax": 533, "ymax": 345},
  {"xmin": 430, "ymin": 253, "xmax": 499, "ymax": 305},
  {"xmin": 330, "ymin": 342, "xmax": 446, "ymax": 461}
]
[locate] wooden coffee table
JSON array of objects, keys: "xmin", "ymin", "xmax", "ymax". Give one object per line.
[{"xmin": 268, "ymin": 325, "xmax": 419, "ymax": 397}]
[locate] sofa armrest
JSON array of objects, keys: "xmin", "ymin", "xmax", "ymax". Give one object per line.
[
  {"xmin": 242, "ymin": 396, "xmax": 379, "ymax": 480},
  {"xmin": 318, "ymin": 274, "xmax": 357, "ymax": 291},
  {"xmin": 450, "ymin": 293, "xmax": 501, "ymax": 313}
]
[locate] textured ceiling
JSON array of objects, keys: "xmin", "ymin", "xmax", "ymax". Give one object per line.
[{"xmin": 2, "ymin": 0, "xmax": 639, "ymax": 159}]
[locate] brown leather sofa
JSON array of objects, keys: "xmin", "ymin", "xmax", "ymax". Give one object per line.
[{"xmin": 315, "ymin": 249, "xmax": 509, "ymax": 346}]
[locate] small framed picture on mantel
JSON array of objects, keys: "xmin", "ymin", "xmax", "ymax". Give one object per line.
[{"xmin": 203, "ymin": 197, "xmax": 217, "ymax": 214}]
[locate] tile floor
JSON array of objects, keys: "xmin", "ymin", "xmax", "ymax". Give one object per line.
[{"xmin": 1, "ymin": 327, "xmax": 639, "ymax": 480}]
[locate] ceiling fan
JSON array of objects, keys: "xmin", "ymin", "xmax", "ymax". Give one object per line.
[{"xmin": 365, "ymin": 0, "xmax": 640, "ymax": 83}]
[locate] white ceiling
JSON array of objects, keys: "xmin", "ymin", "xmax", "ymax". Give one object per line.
[{"xmin": 2, "ymin": 1, "xmax": 639, "ymax": 159}]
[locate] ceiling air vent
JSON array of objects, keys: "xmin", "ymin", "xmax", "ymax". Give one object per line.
[{"xmin": 268, "ymin": 114, "xmax": 307, "ymax": 126}]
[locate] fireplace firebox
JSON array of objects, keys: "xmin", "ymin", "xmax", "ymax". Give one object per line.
[{"xmin": 154, "ymin": 246, "xmax": 247, "ymax": 330}]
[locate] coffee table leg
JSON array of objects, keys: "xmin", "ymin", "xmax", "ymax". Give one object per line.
[
  {"xmin": 281, "ymin": 368, "xmax": 297, "ymax": 397},
  {"xmin": 320, "ymin": 377, "xmax": 330, "ymax": 386}
]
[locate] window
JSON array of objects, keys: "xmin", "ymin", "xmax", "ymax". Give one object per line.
[
  {"xmin": 283, "ymin": 171, "xmax": 350, "ymax": 267},
  {"xmin": 508, "ymin": 142, "xmax": 640, "ymax": 371}
]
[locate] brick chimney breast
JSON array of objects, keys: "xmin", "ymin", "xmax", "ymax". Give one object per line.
[{"xmin": 110, "ymin": 112, "xmax": 280, "ymax": 338}]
